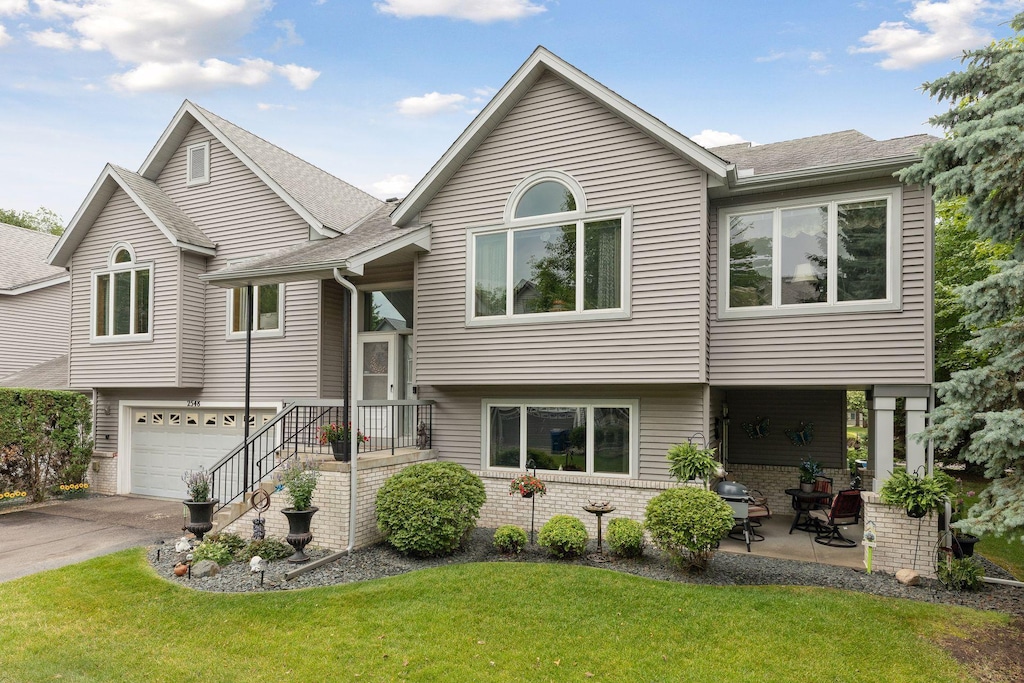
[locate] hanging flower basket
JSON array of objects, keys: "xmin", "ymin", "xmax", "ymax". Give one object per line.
[{"xmin": 509, "ymin": 474, "xmax": 546, "ymax": 498}]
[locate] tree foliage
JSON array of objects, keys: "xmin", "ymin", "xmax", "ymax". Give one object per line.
[
  {"xmin": 0, "ymin": 207, "xmax": 65, "ymax": 235},
  {"xmin": 900, "ymin": 14, "xmax": 1024, "ymax": 540}
]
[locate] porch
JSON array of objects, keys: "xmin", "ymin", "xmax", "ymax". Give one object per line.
[{"xmin": 716, "ymin": 512, "xmax": 865, "ymax": 570}]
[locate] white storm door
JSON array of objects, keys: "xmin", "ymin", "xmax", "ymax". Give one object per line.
[{"xmin": 360, "ymin": 333, "xmax": 398, "ymax": 447}]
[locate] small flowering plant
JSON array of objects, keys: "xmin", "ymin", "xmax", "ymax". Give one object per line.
[
  {"xmin": 318, "ymin": 422, "xmax": 369, "ymax": 445},
  {"xmin": 509, "ymin": 474, "xmax": 547, "ymax": 498},
  {"xmin": 182, "ymin": 469, "xmax": 212, "ymax": 502}
]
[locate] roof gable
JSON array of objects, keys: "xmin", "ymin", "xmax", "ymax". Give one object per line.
[
  {"xmin": 48, "ymin": 164, "xmax": 215, "ymax": 267},
  {"xmin": 390, "ymin": 46, "xmax": 730, "ymax": 227},
  {"xmin": 138, "ymin": 101, "xmax": 383, "ymax": 236},
  {"xmin": 0, "ymin": 223, "xmax": 68, "ymax": 292}
]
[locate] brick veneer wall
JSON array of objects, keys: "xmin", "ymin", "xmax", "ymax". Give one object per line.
[
  {"xmin": 725, "ymin": 464, "xmax": 874, "ymax": 516},
  {"xmin": 474, "ymin": 470, "xmax": 687, "ymax": 537},
  {"xmin": 224, "ymin": 451, "xmax": 436, "ymax": 551},
  {"xmin": 861, "ymin": 490, "xmax": 939, "ymax": 579},
  {"xmin": 87, "ymin": 450, "xmax": 118, "ymax": 495}
]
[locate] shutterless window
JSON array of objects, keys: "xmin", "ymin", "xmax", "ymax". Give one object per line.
[
  {"xmin": 93, "ymin": 248, "xmax": 151, "ymax": 339},
  {"xmin": 724, "ymin": 192, "xmax": 895, "ymax": 313},
  {"xmin": 230, "ymin": 284, "xmax": 280, "ymax": 334},
  {"xmin": 485, "ymin": 402, "xmax": 633, "ymax": 476}
]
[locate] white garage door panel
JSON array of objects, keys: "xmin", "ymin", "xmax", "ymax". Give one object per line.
[{"xmin": 130, "ymin": 408, "xmax": 273, "ymax": 499}]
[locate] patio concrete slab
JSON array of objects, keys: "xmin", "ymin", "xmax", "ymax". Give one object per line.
[
  {"xmin": 718, "ymin": 513, "xmax": 865, "ymax": 570},
  {"xmin": 0, "ymin": 496, "xmax": 183, "ymax": 583}
]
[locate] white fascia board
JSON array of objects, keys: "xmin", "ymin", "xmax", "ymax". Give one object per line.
[
  {"xmin": 345, "ymin": 226, "xmax": 431, "ymax": 271},
  {"xmin": 137, "ymin": 101, "xmax": 329, "ymax": 237},
  {"xmin": 48, "ymin": 165, "xmax": 118, "ymax": 267},
  {"xmin": 719, "ymin": 155, "xmax": 919, "ymax": 197},
  {"xmin": 391, "ymin": 46, "xmax": 728, "ymax": 227},
  {"xmin": 0, "ymin": 275, "xmax": 70, "ymax": 296}
]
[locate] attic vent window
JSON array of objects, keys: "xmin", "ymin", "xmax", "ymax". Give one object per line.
[{"xmin": 186, "ymin": 141, "xmax": 210, "ymax": 186}]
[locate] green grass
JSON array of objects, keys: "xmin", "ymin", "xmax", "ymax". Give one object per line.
[
  {"xmin": 957, "ymin": 474, "xmax": 1024, "ymax": 580},
  {"xmin": 0, "ymin": 550, "xmax": 1005, "ymax": 683}
]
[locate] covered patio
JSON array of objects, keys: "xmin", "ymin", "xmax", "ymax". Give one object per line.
[{"xmin": 716, "ymin": 513, "xmax": 866, "ymax": 570}]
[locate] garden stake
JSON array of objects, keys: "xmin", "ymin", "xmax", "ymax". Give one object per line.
[{"xmin": 527, "ymin": 459, "xmax": 537, "ymax": 545}]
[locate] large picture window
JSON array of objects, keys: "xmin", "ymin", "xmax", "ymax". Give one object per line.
[
  {"xmin": 92, "ymin": 243, "xmax": 152, "ymax": 341},
  {"xmin": 485, "ymin": 401, "xmax": 635, "ymax": 477},
  {"xmin": 470, "ymin": 172, "xmax": 629, "ymax": 323},
  {"xmin": 228, "ymin": 284, "xmax": 282, "ymax": 337},
  {"xmin": 721, "ymin": 189, "xmax": 899, "ymax": 317}
]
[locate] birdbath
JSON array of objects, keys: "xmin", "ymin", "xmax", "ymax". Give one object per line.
[{"xmin": 582, "ymin": 502, "xmax": 616, "ymax": 557}]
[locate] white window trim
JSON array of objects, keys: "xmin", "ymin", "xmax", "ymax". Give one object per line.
[
  {"xmin": 717, "ymin": 187, "xmax": 902, "ymax": 320},
  {"xmin": 480, "ymin": 399, "xmax": 639, "ymax": 478},
  {"xmin": 503, "ymin": 170, "xmax": 588, "ymax": 224},
  {"xmin": 466, "ymin": 206, "xmax": 633, "ymax": 327},
  {"xmin": 90, "ymin": 244, "xmax": 154, "ymax": 344},
  {"xmin": 226, "ymin": 284, "xmax": 285, "ymax": 340},
  {"xmin": 186, "ymin": 141, "xmax": 211, "ymax": 187}
]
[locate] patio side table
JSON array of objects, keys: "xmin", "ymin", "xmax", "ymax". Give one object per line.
[{"xmin": 784, "ymin": 488, "xmax": 833, "ymax": 534}]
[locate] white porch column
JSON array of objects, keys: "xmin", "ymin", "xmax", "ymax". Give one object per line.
[
  {"xmin": 905, "ymin": 397, "xmax": 928, "ymax": 476},
  {"xmin": 872, "ymin": 396, "xmax": 896, "ymax": 492}
]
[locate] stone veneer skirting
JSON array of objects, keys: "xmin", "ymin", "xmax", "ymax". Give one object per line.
[
  {"xmin": 87, "ymin": 450, "xmax": 118, "ymax": 495},
  {"xmin": 860, "ymin": 490, "xmax": 939, "ymax": 579},
  {"xmin": 224, "ymin": 450, "xmax": 437, "ymax": 551}
]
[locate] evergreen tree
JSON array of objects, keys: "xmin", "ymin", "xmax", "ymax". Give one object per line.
[{"xmin": 900, "ymin": 14, "xmax": 1024, "ymax": 540}]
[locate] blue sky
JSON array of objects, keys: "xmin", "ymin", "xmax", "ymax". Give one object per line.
[{"xmin": 1, "ymin": 0, "xmax": 1022, "ymax": 223}]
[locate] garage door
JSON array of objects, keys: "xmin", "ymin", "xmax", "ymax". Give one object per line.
[{"xmin": 130, "ymin": 408, "xmax": 276, "ymax": 499}]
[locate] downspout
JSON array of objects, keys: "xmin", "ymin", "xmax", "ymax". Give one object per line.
[{"xmin": 333, "ymin": 269, "xmax": 359, "ymax": 553}]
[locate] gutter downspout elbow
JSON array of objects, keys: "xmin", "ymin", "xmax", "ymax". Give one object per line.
[{"xmin": 334, "ymin": 268, "xmax": 359, "ymax": 554}]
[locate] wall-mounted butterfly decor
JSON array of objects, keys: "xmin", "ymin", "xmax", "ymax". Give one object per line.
[
  {"xmin": 785, "ymin": 422, "xmax": 814, "ymax": 446},
  {"xmin": 741, "ymin": 416, "xmax": 770, "ymax": 439}
]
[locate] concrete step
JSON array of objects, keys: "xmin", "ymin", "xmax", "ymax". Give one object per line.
[{"xmin": 210, "ymin": 482, "xmax": 280, "ymax": 533}]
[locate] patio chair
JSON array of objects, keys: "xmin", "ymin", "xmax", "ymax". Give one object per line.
[{"xmin": 809, "ymin": 489, "xmax": 862, "ymax": 547}]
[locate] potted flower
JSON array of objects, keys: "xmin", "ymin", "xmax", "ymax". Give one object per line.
[
  {"xmin": 949, "ymin": 478, "xmax": 981, "ymax": 558},
  {"xmin": 798, "ymin": 458, "xmax": 823, "ymax": 492},
  {"xmin": 318, "ymin": 422, "xmax": 369, "ymax": 462},
  {"xmin": 879, "ymin": 468, "xmax": 955, "ymax": 518},
  {"xmin": 279, "ymin": 459, "xmax": 320, "ymax": 563},
  {"xmin": 182, "ymin": 469, "xmax": 217, "ymax": 542},
  {"xmin": 509, "ymin": 474, "xmax": 547, "ymax": 498}
]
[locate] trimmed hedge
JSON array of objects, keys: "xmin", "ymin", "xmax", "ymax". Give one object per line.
[
  {"xmin": 493, "ymin": 525, "xmax": 528, "ymax": 555},
  {"xmin": 0, "ymin": 389, "xmax": 92, "ymax": 502},
  {"xmin": 538, "ymin": 515, "xmax": 588, "ymax": 558},
  {"xmin": 606, "ymin": 517, "xmax": 645, "ymax": 558},
  {"xmin": 376, "ymin": 462, "xmax": 486, "ymax": 557},
  {"xmin": 645, "ymin": 487, "xmax": 734, "ymax": 570}
]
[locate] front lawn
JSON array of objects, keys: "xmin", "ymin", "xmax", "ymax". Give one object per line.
[{"xmin": 0, "ymin": 549, "xmax": 1004, "ymax": 682}]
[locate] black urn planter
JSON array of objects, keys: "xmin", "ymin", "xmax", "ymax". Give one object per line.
[
  {"xmin": 330, "ymin": 439, "xmax": 351, "ymax": 462},
  {"xmin": 952, "ymin": 534, "xmax": 980, "ymax": 558},
  {"xmin": 183, "ymin": 499, "xmax": 219, "ymax": 542},
  {"xmin": 282, "ymin": 507, "xmax": 318, "ymax": 563}
]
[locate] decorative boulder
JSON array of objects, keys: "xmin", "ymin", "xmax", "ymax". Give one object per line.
[
  {"xmin": 896, "ymin": 568, "xmax": 921, "ymax": 586},
  {"xmin": 191, "ymin": 559, "xmax": 220, "ymax": 578}
]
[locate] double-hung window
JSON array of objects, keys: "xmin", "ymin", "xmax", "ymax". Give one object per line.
[
  {"xmin": 92, "ymin": 243, "xmax": 152, "ymax": 341},
  {"xmin": 719, "ymin": 188, "xmax": 900, "ymax": 317},
  {"xmin": 485, "ymin": 400, "xmax": 637, "ymax": 477},
  {"xmin": 469, "ymin": 172, "xmax": 630, "ymax": 324},
  {"xmin": 227, "ymin": 284, "xmax": 283, "ymax": 338}
]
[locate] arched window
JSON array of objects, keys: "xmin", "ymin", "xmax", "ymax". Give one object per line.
[
  {"xmin": 93, "ymin": 242, "xmax": 152, "ymax": 339},
  {"xmin": 515, "ymin": 180, "xmax": 577, "ymax": 218}
]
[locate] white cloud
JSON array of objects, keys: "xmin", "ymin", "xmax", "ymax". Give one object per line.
[
  {"xmin": 23, "ymin": 0, "xmax": 320, "ymax": 92},
  {"xmin": 28, "ymin": 27, "xmax": 75, "ymax": 49},
  {"xmin": 272, "ymin": 19, "xmax": 303, "ymax": 50},
  {"xmin": 375, "ymin": 0, "xmax": 546, "ymax": 22},
  {"xmin": 370, "ymin": 173, "xmax": 416, "ymax": 197},
  {"xmin": 851, "ymin": 0, "xmax": 1007, "ymax": 70},
  {"xmin": 0, "ymin": 0, "xmax": 27, "ymax": 16},
  {"xmin": 471, "ymin": 86, "xmax": 497, "ymax": 102},
  {"xmin": 397, "ymin": 91, "xmax": 468, "ymax": 116},
  {"xmin": 257, "ymin": 102, "xmax": 297, "ymax": 111},
  {"xmin": 0, "ymin": 24, "xmax": 9, "ymax": 47},
  {"xmin": 754, "ymin": 50, "xmax": 787, "ymax": 63},
  {"xmin": 690, "ymin": 129, "xmax": 749, "ymax": 148}
]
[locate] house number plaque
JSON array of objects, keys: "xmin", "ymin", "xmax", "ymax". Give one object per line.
[{"xmin": 187, "ymin": 400, "xmax": 201, "ymax": 407}]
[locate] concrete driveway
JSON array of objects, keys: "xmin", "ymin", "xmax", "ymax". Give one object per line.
[{"xmin": 0, "ymin": 495, "xmax": 184, "ymax": 583}]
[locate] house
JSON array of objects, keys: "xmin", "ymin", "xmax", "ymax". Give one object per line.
[
  {"xmin": 53, "ymin": 47, "xmax": 933, "ymax": 548},
  {"xmin": 0, "ymin": 222, "xmax": 70, "ymax": 381}
]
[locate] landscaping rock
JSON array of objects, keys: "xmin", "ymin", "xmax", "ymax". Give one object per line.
[
  {"xmin": 896, "ymin": 569, "xmax": 921, "ymax": 586},
  {"xmin": 191, "ymin": 560, "xmax": 220, "ymax": 578}
]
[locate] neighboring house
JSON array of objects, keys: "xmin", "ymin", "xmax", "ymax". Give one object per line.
[
  {"xmin": 52, "ymin": 48, "xmax": 933, "ymax": 533},
  {"xmin": 0, "ymin": 222, "xmax": 70, "ymax": 380}
]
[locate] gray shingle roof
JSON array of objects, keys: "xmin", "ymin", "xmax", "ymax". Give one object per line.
[
  {"xmin": 0, "ymin": 354, "xmax": 71, "ymax": 390},
  {"xmin": 710, "ymin": 130, "xmax": 935, "ymax": 176},
  {"xmin": 0, "ymin": 223, "xmax": 67, "ymax": 291},
  {"xmin": 110, "ymin": 166, "xmax": 215, "ymax": 249},
  {"xmin": 192, "ymin": 103, "xmax": 384, "ymax": 232}
]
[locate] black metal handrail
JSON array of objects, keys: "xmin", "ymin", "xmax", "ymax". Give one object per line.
[{"xmin": 206, "ymin": 399, "xmax": 434, "ymax": 513}]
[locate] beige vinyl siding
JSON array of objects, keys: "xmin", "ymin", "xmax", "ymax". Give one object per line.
[
  {"xmin": 179, "ymin": 252, "xmax": 206, "ymax": 386},
  {"xmin": 723, "ymin": 389, "xmax": 846, "ymax": 470},
  {"xmin": 419, "ymin": 384, "xmax": 705, "ymax": 482},
  {"xmin": 415, "ymin": 72, "xmax": 706, "ymax": 386},
  {"xmin": 0, "ymin": 283, "xmax": 69, "ymax": 378},
  {"xmin": 319, "ymin": 278, "xmax": 345, "ymax": 399},
  {"xmin": 708, "ymin": 183, "xmax": 932, "ymax": 385},
  {"xmin": 155, "ymin": 121, "xmax": 322, "ymax": 402},
  {"xmin": 68, "ymin": 188, "xmax": 180, "ymax": 388}
]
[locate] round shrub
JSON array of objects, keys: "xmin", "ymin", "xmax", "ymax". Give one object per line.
[
  {"xmin": 205, "ymin": 532, "xmax": 246, "ymax": 557},
  {"xmin": 538, "ymin": 515, "xmax": 588, "ymax": 558},
  {"xmin": 191, "ymin": 540, "xmax": 234, "ymax": 566},
  {"xmin": 493, "ymin": 525, "xmax": 528, "ymax": 555},
  {"xmin": 645, "ymin": 487, "xmax": 734, "ymax": 570},
  {"xmin": 606, "ymin": 517, "xmax": 645, "ymax": 558},
  {"xmin": 376, "ymin": 462, "xmax": 486, "ymax": 557}
]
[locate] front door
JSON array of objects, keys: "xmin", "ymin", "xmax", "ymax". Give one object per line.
[{"xmin": 359, "ymin": 332, "xmax": 411, "ymax": 448}]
